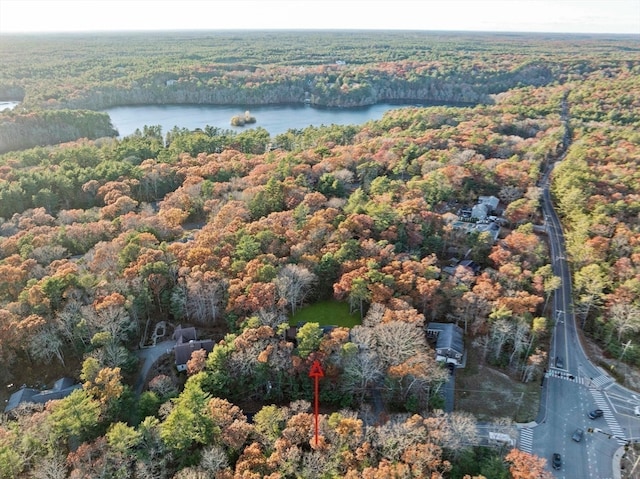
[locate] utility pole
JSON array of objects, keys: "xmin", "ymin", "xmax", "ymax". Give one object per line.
[
  {"xmin": 628, "ymin": 451, "xmax": 640, "ymax": 477},
  {"xmin": 620, "ymin": 339, "xmax": 632, "ymax": 361}
]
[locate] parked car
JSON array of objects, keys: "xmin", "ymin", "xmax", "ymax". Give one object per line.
[
  {"xmin": 634, "ymin": 405, "xmax": 640, "ymax": 417},
  {"xmin": 555, "ymin": 356, "xmax": 564, "ymax": 368},
  {"xmin": 552, "ymin": 453, "xmax": 562, "ymax": 470},
  {"xmin": 446, "ymin": 362, "xmax": 456, "ymax": 375},
  {"xmin": 588, "ymin": 409, "xmax": 604, "ymax": 419},
  {"xmin": 572, "ymin": 428, "xmax": 584, "ymax": 442}
]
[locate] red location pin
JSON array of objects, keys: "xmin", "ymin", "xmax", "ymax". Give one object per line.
[{"xmin": 309, "ymin": 359, "xmax": 325, "ymax": 446}]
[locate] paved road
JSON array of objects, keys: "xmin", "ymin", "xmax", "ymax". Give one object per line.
[
  {"xmin": 519, "ymin": 97, "xmax": 639, "ymax": 478},
  {"xmin": 133, "ymin": 339, "xmax": 176, "ymax": 396}
]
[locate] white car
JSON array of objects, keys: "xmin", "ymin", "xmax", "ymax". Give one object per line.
[{"xmin": 634, "ymin": 406, "xmax": 640, "ymax": 417}]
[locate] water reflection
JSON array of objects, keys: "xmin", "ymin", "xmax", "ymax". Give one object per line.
[
  {"xmin": 0, "ymin": 101, "xmax": 20, "ymax": 111},
  {"xmin": 104, "ymin": 103, "xmax": 416, "ymax": 138}
]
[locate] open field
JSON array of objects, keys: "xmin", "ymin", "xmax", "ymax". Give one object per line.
[
  {"xmin": 455, "ymin": 348, "xmax": 540, "ymax": 423},
  {"xmin": 290, "ymin": 300, "xmax": 362, "ymax": 328}
]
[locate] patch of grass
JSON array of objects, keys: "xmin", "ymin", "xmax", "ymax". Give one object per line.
[
  {"xmin": 290, "ymin": 300, "xmax": 361, "ymax": 328},
  {"xmin": 455, "ymin": 348, "xmax": 540, "ymax": 423}
]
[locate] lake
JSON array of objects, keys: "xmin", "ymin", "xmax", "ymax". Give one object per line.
[
  {"xmin": 104, "ymin": 103, "xmax": 424, "ymax": 138},
  {"xmin": 0, "ymin": 101, "xmax": 20, "ymax": 111}
]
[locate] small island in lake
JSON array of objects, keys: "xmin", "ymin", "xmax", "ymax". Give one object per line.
[{"xmin": 230, "ymin": 110, "xmax": 257, "ymax": 126}]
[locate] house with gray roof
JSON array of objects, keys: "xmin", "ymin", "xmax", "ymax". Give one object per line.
[
  {"xmin": 471, "ymin": 195, "xmax": 499, "ymax": 220},
  {"xmin": 172, "ymin": 325, "xmax": 214, "ymax": 372},
  {"xmin": 174, "ymin": 339, "xmax": 215, "ymax": 372},
  {"xmin": 426, "ymin": 322, "xmax": 465, "ymax": 366},
  {"xmin": 5, "ymin": 377, "xmax": 81, "ymax": 413}
]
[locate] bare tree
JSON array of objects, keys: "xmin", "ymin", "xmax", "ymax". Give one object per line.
[
  {"xmin": 180, "ymin": 275, "xmax": 227, "ymax": 325},
  {"xmin": 362, "ymin": 302, "xmax": 386, "ymax": 328},
  {"xmin": 373, "ymin": 415, "xmax": 419, "ymax": 462},
  {"xmin": 200, "ymin": 445, "xmax": 229, "ymax": 474},
  {"xmin": 508, "ymin": 319, "xmax": 530, "ymax": 367},
  {"xmin": 27, "ymin": 322, "xmax": 65, "ymax": 366},
  {"xmin": 489, "ymin": 416, "xmax": 517, "ymax": 447},
  {"xmin": 472, "ymin": 335, "xmax": 491, "ymax": 362},
  {"xmin": 349, "ymin": 325, "xmax": 377, "ymax": 351},
  {"xmin": 83, "ymin": 295, "xmax": 136, "ymax": 343},
  {"xmin": 388, "ymin": 351, "xmax": 448, "ymax": 405},
  {"xmin": 257, "ymin": 308, "xmax": 288, "ymax": 329},
  {"xmin": 499, "ymin": 185, "xmax": 524, "ymax": 203},
  {"xmin": 521, "ymin": 348, "xmax": 547, "ymax": 383},
  {"xmin": 341, "ymin": 349, "xmax": 383, "ymax": 404},
  {"xmin": 30, "ymin": 454, "xmax": 68, "ymax": 479},
  {"xmin": 374, "ymin": 320, "xmax": 427, "ymax": 368},
  {"xmin": 149, "ymin": 374, "xmax": 178, "ymax": 398},
  {"xmin": 301, "ymin": 450, "xmax": 331, "ymax": 479},
  {"xmin": 275, "ymin": 264, "xmax": 317, "ymax": 315},
  {"xmin": 609, "ymin": 303, "xmax": 640, "ymax": 343},
  {"xmin": 445, "ymin": 411, "xmax": 480, "ymax": 452},
  {"xmin": 574, "ymin": 263, "xmax": 609, "ymax": 327},
  {"xmin": 490, "ymin": 318, "xmax": 514, "ymax": 360}
]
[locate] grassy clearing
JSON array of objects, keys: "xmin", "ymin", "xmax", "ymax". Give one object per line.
[
  {"xmin": 290, "ymin": 300, "xmax": 361, "ymax": 328},
  {"xmin": 455, "ymin": 348, "xmax": 540, "ymax": 423}
]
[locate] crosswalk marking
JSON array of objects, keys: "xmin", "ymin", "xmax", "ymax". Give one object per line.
[
  {"xmin": 589, "ymin": 389, "xmax": 627, "ymax": 445},
  {"xmin": 545, "ymin": 369, "xmax": 585, "ymax": 385},
  {"xmin": 589, "ymin": 374, "xmax": 614, "ymax": 389},
  {"xmin": 518, "ymin": 427, "xmax": 534, "ymax": 453}
]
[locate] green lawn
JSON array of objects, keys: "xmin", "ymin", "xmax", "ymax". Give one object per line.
[{"xmin": 290, "ymin": 300, "xmax": 361, "ymax": 328}]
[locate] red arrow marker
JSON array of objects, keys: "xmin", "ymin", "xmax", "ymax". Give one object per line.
[{"xmin": 309, "ymin": 359, "xmax": 324, "ymax": 446}]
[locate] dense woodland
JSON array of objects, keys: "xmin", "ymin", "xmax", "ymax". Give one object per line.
[{"xmin": 0, "ymin": 31, "xmax": 638, "ymax": 478}]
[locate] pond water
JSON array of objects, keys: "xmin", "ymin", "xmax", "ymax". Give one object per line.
[
  {"xmin": 0, "ymin": 101, "xmax": 20, "ymax": 111},
  {"xmin": 104, "ymin": 102, "xmax": 428, "ymax": 138}
]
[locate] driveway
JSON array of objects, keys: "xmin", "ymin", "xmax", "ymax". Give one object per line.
[{"xmin": 133, "ymin": 339, "xmax": 176, "ymax": 396}]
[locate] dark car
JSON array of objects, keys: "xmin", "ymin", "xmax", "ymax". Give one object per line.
[
  {"xmin": 552, "ymin": 453, "xmax": 562, "ymax": 470},
  {"xmin": 555, "ymin": 356, "xmax": 564, "ymax": 368},
  {"xmin": 588, "ymin": 409, "xmax": 604, "ymax": 419},
  {"xmin": 446, "ymin": 363, "xmax": 456, "ymax": 375},
  {"xmin": 572, "ymin": 428, "xmax": 584, "ymax": 442}
]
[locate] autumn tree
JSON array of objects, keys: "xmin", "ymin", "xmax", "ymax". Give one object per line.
[{"xmin": 505, "ymin": 448, "xmax": 553, "ymax": 479}]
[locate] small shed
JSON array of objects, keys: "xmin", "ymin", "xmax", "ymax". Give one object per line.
[{"xmin": 426, "ymin": 322, "xmax": 465, "ymax": 365}]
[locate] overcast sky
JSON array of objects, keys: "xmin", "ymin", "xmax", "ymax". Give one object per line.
[{"xmin": 1, "ymin": 0, "xmax": 638, "ymax": 34}]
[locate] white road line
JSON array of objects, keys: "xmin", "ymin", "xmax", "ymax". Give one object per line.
[
  {"xmin": 589, "ymin": 389, "xmax": 627, "ymax": 445},
  {"xmin": 518, "ymin": 427, "xmax": 534, "ymax": 454}
]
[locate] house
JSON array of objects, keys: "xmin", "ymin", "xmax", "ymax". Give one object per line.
[
  {"xmin": 471, "ymin": 195, "xmax": 499, "ymax": 220},
  {"xmin": 442, "ymin": 258, "xmax": 480, "ymax": 278},
  {"xmin": 173, "ymin": 325, "xmax": 197, "ymax": 343},
  {"xmin": 475, "ymin": 221, "xmax": 501, "ymax": 242},
  {"xmin": 4, "ymin": 377, "xmax": 82, "ymax": 413},
  {"xmin": 426, "ymin": 322, "xmax": 465, "ymax": 365},
  {"xmin": 174, "ymin": 339, "xmax": 215, "ymax": 372},
  {"xmin": 459, "ymin": 259, "xmax": 481, "ymax": 275},
  {"xmin": 173, "ymin": 325, "xmax": 214, "ymax": 372}
]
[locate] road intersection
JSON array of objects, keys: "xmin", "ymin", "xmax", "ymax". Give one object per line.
[{"xmin": 517, "ymin": 157, "xmax": 640, "ymax": 478}]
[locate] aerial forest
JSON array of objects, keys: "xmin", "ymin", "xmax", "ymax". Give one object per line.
[{"xmin": 0, "ymin": 30, "xmax": 638, "ymax": 478}]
